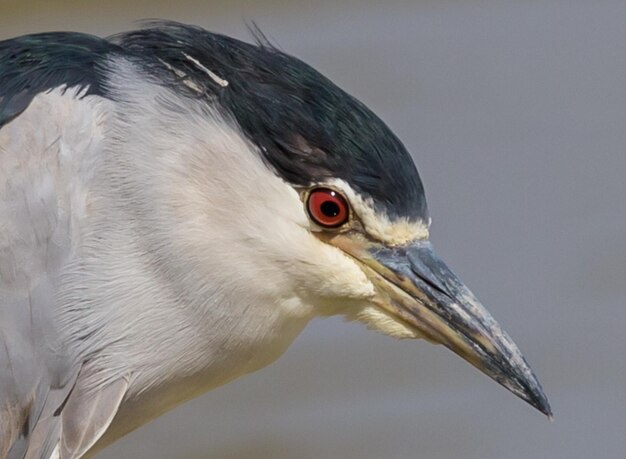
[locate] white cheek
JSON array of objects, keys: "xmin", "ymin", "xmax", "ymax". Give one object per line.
[
  {"xmin": 105, "ymin": 65, "xmax": 378, "ymax": 320},
  {"xmin": 297, "ymin": 237, "xmax": 376, "ymax": 301}
]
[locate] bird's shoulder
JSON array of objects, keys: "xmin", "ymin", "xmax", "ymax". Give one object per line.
[{"xmin": 0, "ymin": 31, "xmax": 121, "ymax": 127}]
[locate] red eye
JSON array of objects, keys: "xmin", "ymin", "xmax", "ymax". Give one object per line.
[{"xmin": 307, "ymin": 188, "xmax": 350, "ymax": 228}]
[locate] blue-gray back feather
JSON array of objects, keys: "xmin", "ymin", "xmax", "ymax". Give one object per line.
[{"xmin": 0, "ymin": 32, "xmax": 120, "ymax": 128}]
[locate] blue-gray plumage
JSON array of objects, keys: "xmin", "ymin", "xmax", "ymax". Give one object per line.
[
  {"xmin": 0, "ymin": 21, "xmax": 550, "ymax": 459},
  {"xmin": 0, "ymin": 33, "xmax": 118, "ymax": 127}
]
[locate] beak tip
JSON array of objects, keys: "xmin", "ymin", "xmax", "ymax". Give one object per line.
[
  {"xmin": 533, "ymin": 398, "xmax": 553, "ymax": 420},
  {"xmin": 533, "ymin": 392, "xmax": 553, "ymax": 420},
  {"xmin": 521, "ymin": 378, "xmax": 552, "ymax": 419},
  {"xmin": 351, "ymin": 237, "xmax": 555, "ymax": 421}
]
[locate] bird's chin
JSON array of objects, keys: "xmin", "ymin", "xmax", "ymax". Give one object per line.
[{"xmin": 350, "ymin": 302, "xmax": 428, "ymax": 340}]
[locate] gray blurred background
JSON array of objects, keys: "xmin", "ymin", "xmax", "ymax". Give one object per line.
[{"xmin": 1, "ymin": 1, "xmax": 624, "ymax": 458}]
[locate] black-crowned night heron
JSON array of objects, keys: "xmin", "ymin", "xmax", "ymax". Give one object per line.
[{"xmin": 0, "ymin": 22, "xmax": 551, "ymax": 459}]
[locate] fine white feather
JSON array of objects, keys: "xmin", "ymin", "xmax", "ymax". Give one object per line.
[
  {"xmin": 65, "ymin": 58, "xmax": 377, "ymax": 450},
  {"xmin": 1, "ymin": 56, "xmax": 419, "ymax": 458}
]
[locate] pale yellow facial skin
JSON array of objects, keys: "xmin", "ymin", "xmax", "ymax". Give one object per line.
[
  {"xmin": 298, "ymin": 179, "xmax": 435, "ymax": 338},
  {"xmin": 311, "ymin": 178, "xmax": 430, "ymax": 246}
]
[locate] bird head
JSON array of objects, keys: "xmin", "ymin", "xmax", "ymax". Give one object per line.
[{"xmin": 106, "ymin": 23, "xmax": 551, "ymax": 417}]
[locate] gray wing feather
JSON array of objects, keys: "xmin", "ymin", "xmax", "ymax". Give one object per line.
[
  {"xmin": 59, "ymin": 378, "xmax": 129, "ymax": 459},
  {"xmin": 0, "ymin": 80, "xmax": 125, "ymax": 457},
  {"xmin": 0, "ymin": 187, "xmax": 78, "ymax": 459},
  {"xmin": 21, "ymin": 366, "xmax": 81, "ymax": 459}
]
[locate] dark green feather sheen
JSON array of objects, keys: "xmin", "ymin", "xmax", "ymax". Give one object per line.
[{"xmin": 0, "ymin": 32, "xmax": 122, "ymax": 127}]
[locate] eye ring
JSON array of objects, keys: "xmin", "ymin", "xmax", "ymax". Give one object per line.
[{"xmin": 306, "ymin": 187, "xmax": 350, "ymax": 228}]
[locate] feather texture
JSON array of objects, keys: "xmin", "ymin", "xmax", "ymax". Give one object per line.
[
  {"xmin": 0, "ymin": 85, "xmax": 124, "ymax": 458},
  {"xmin": 0, "ymin": 24, "xmax": 428, "ymax": 458}
]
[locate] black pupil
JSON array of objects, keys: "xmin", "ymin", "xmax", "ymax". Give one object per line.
[{"xmin": 320, "ymin": 200, "xmax": 341, "ymax": 217}]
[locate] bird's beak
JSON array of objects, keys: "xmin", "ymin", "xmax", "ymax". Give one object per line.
[{"xmin": 326, "ymin": 232, "xmax": 552, "ymax": 417}]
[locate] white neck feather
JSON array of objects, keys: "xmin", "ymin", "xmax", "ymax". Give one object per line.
[{"xmin": 55, "ymin": 58, "xmax": 374, "ymax": 446}]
